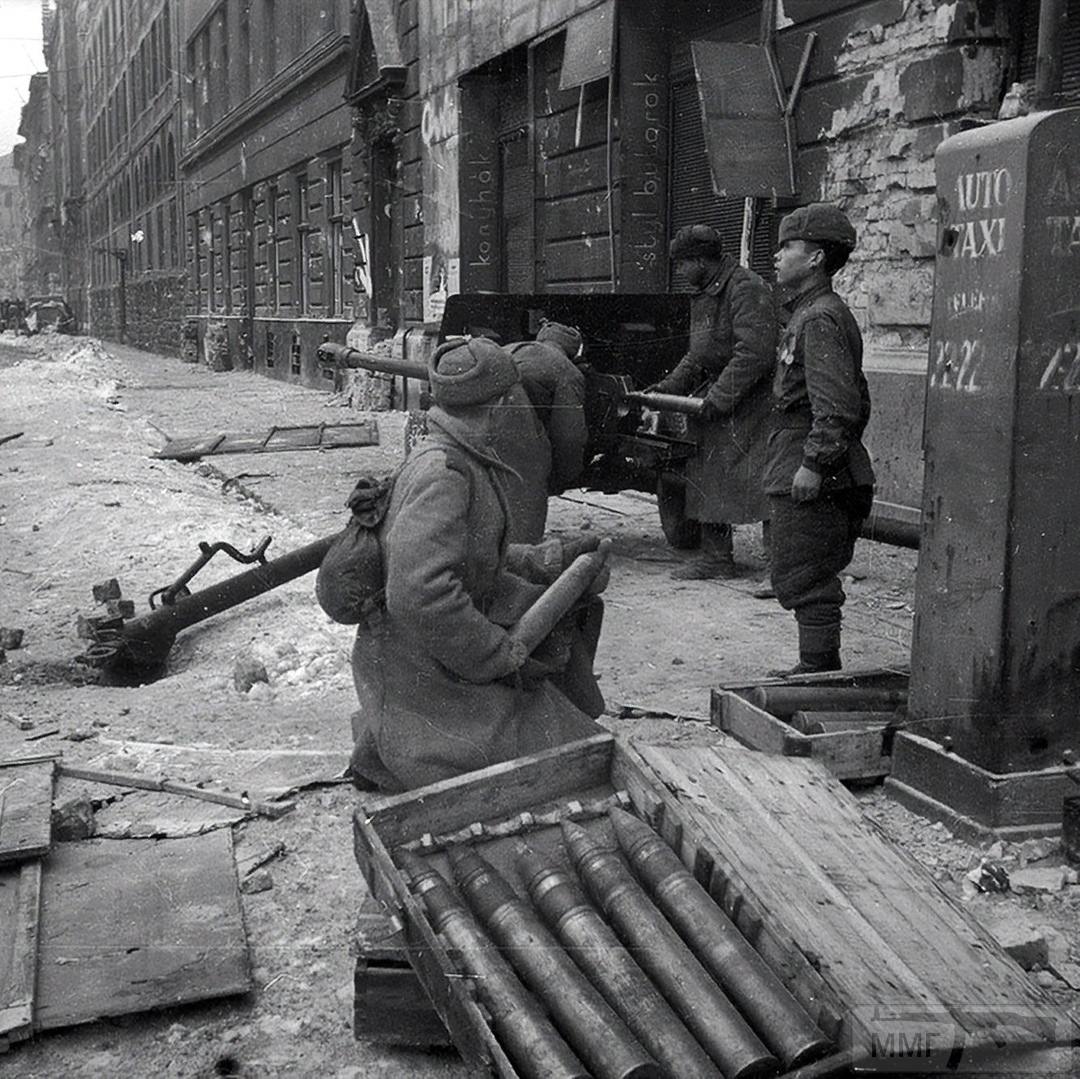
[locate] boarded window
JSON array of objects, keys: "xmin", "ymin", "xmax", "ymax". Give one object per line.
[
  {"xmin": 669, "ymin": 79, "xmax": 777, "ymax": 291},
  {"xmin": 559, "ymin": 3, "xmax": 613, "ymax": 90},
  {"xmin": 691, "ymin": 40, "xmax": 795, "ymax": 199}
]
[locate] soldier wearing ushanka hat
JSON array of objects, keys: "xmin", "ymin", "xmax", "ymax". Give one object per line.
[
  {"xmin": 765, "ymin": 203, "xmax": 875, "ymax": 675},
  {"xmin": 651, "ymin": 224, "xmax": 778, "ymax": 579}
]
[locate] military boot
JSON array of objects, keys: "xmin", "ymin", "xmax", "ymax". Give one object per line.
[{"xmin": 671, "ymin": 522, "xmax": 737, "ymax": 580}]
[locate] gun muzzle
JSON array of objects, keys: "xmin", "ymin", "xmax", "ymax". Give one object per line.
[{"xmin": 317, "ymin": 342, "xmax": 429, "ymax": 381}]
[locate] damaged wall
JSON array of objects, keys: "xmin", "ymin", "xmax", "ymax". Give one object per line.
[{"xmin": 791, "ymin": 0, "xmax": 1011, "ymax": 358}]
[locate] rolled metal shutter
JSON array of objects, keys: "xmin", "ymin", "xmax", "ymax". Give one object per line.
[{"xmin": 1017, "ymin": 0, "xmax": 1080, "ymax": 103}]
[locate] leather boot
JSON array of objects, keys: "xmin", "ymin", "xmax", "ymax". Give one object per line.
[
  {"xmin": 768, "ymin": 650, "xmax": 842, "ymax": 678},
  {"xmin": 671, "ymin": 522, "xmax": 737, "ymax": 580}
]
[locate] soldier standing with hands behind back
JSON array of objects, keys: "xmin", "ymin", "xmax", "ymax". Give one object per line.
[
  {"xmin": 766, "ymin": 204, "xmax": 875, "ymax": 675},
  {"xmin": 651, "ymin": 224, "xmax": 778, "ymax": 579}
]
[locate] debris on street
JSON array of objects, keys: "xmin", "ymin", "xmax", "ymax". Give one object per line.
[{"xmin": 154, "ymin": 421, "xmax": 379, "ymax": 462}]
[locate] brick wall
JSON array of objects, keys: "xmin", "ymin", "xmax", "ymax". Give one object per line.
[
  {"xmin": 793, "ymin": 0, "xmax": 1010, "ymax": 356},
  {"xmin": 89, "ymin": 271, "xmax": 186, "ymax": 355}
]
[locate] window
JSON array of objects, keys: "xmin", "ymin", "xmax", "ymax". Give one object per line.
[
  {"xmin": 296, "ymin": 172, "xmax": 310, "ymax": 313},
  {"xmin": 222, "ymin": 201, "xmax": 232, "ymax": 313},
  {"xmin": 269, "ymin": 182, "xmax": 282, "ymax": 310},
  {"xmin": 326, "ymin": 158, "xmax": 344, "ymax": 315},
  {"xmin": 191, "ymin": 214, "xmax": 204, "ymax": 310}
]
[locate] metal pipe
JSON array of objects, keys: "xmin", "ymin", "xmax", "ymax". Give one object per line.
[
  {"xmin": 562, "ymin": 819, "xmax": 778, "ymax": 1079},
  {"xmin": 110, "ymin": 534, "xmax": 338, "ymax": 675},
  {"xmin": 517, "ymin": 841, "xmax": 722, "ymax": 1079},
  {"xmin": 450, "ymin": 847, "xmax": 660, "ymax": 1079},
  {"xmin": 625, "ymin": 390, "xmax": 708, "ymax": 417},
  {"xmin": 397, "ymin": 850, "xmax": 589, "ymax": 1079},
  {"xmin": 610, "ymin": 808, "xmax": 833, "ymax": 1070},
  {"xmin": 1035, "ymin": 0, "xmax": 1067, "ymax": 108}
]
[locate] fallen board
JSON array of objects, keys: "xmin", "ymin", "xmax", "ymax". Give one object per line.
[
  {"xmin": 154, "ymin": 420, "xmax": 379, "ymax": 461},
  {"xmin": 0, "ymin": 757, "xmax": 56, "ymax": 864},
  {"xmin": 0, "ymin": 861, "xmax": 41, "ymax": 1050},
  {"xmin": 34, "ymin": 831, "xmax": 251, "ymax": 1031},
  {"xmin": 57, "ymin": 742, "xmax": 349, "ymax": 838}
]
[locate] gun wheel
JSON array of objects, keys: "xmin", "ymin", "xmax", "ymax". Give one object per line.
[{"xmin": 657, "ymin": 474, "xmax": 702, "ymax": 550}]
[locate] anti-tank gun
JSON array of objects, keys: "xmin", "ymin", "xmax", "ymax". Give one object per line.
[{"xmin": 319, "ymin": 291, "xmax": 706, "ymax": 546}]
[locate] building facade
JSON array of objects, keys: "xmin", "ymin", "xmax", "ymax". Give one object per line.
[
  {"xmin": 341, "ymin": 0, "xmax": 1080, "ymax": 525},
  {"xmin": 82, "ymin": 0, "xmax": 185, "ymax": 352},
  {"xmin": 179, "ymin": 0, "xmax": 356, "ymax": 377},
  {"xmin": 0, "ymin": 152, "xmax": 22, "ymax": 298},
  {"xmin": 14, "ymin": 73, "xmax": 61, "ymax": 299},
  {"xmin": 43, "ymin": 0, "xmax": 88, "ymax": 326}
]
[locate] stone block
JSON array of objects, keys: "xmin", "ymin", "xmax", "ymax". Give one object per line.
[
  {"xmin": 1009, "ymin": 866, "xmax": 1069, "ymax": 895},
  {"xmin": 899, "ymin": 51, "xmax": 963, "ymax": 122},
  {"xmin": 983, "ymin": 919, "xmax": 1048, "ymax": 970}
]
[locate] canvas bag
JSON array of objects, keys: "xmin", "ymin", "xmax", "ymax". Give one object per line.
[{"xmin": 315, "ymin": 471, "xmax": 397, "ymax": 625}]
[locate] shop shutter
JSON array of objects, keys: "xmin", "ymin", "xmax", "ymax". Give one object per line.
[
  {"xmin": 669, "ymin": 79, "xmax": 777, "ymax": 291},
  {"xmin": 1018, "ymin": 0, "xmax": 1080, "ymax": 103}
]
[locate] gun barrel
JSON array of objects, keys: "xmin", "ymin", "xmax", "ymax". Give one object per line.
[
  {"xmin": 625, "ymin": 390, "xmax": 708, "ymax": 417},
  {"xmin": 517, "ymin": 842, "xmax": 723, "ymax": 1079},
  {"xmin": 396, "ymin": 850, "xmax": 589, "ymax": 1079},
  {"xmin": 317, "ymin": 342, "xmax": 429, "ymax": 381},
  {"xmin": 562, "ymin": 819, "xmax": 777, "ymax": 1079},
  {"xmin": 611, "ymin": 807, "xmax": 833, "ymax": 1070},
  {"xmin": 449, "ymin": 847, "xmax": 660, "ymax": 1079}
]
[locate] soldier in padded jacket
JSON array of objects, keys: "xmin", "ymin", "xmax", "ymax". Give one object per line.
[{"xmin": 765, "ymin": 203, "xmax": 875, "ymax": 675}]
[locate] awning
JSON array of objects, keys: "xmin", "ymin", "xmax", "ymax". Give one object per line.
[
  {"xmin": 559, "ymin": 2, "xmax": 614, "ymax": 90},
  {"xmin": 691, "ymin": 39, "xmax": 796, "ymax": 199}
]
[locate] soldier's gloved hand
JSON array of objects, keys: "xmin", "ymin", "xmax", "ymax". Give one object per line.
[
  {"xmin": 586, "ymin": 563, "xmax": 611, "ymax": 596},
  {"xmin": 638, "ymin": 407, "xmax": 661, "ymax": 435},
  {"xmin": 791, "ymin": 465, "xmax": 823, "ymax": 503},
  {"xmin": 559, "ymin": 532, "xmax": 603, "ymax": 564},
  {"xmin": 698, "ymin": 398, "xmax": 721, "ymax": 423}
]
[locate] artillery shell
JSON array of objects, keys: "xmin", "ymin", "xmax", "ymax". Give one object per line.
[
  {"xmin": 516, "ymin": 841, "xmax": 722, "ymax": 1079},
  {"xmin": 748, "ymin": 685, "xmax": 907, "ymax": 720},
  {"xmin": 449, "ymin": 846, "xmax": 660, "ymax": 1079},
  {"xmin": 562, "ymin": 820, "xmax": 778, "ymax": 1079},
  {"xmin": 611, "ymin": 807, "xmax": 833, "ymax": 1070},
  {"xmin": 396, "ymin": 850, "xmax": 588, "ymax": 1079}
]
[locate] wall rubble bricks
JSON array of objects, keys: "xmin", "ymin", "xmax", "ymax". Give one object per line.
[{"xmin": 797, "ymin": 0, "xmax": 1010, "ymax": 356}]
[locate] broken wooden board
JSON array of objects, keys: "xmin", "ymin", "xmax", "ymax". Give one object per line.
[
  {"xmin": 0, "ymin": 756, "xmax": 56, "ymax": 864},
  {"xmin": 634, "ymin": 742, "xmax": 1080, "ymax": 1058},
  {"xmin": 0, "ymin": 861, "xmax": 41, "ymax": 1050},
  {"xmin": 57, "ymin": 742, "xmax": 349, "ymax": 838},
  {"xmin": 154, "ymin": 421, "xmax": 378, "ymax": 461},
  {"xmin": 34, "ymin": 831, "xmax": 251, "ymax": 1031}
]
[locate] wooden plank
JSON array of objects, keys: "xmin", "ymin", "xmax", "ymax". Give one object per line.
[
  {"xmin": 635, "ymin": 744, "xmax": 940, "ymax": 1035},
  {"xmin": 0, "ymin": 759, "xmax": 55, "ymax": 865},
  {"xmin": 803, "ymin": 729, "xmax": 891, "ymax": 782},
  {"xmin": 0, "ymin": 861, "xmax": 41, "ymax": 1050},
  {"xmin": 741, "ymin": 751, "xmax": 1073, "ymax": 1048},
  {"xmin": 358, "ymin": 733, "xmax": 614, "ymax": 851},
  {"xmin": 638, "ymin": 744, "xmax": 1076, "ymax": 1051},
  {"xmin": 34, "ymin": 832, "xmax": 251, "ymax": 1031},
  {"xmin": 154, "ymin": 422, "xmax": 377, "ymax": 460}
]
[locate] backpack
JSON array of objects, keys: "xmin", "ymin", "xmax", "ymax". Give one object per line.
[{"xmin": 315, "ymin": 471, "xmax": 398, "ymax": 625}]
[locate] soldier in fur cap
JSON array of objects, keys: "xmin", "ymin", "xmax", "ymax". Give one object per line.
[
  {"xmin": 348, "ymin": 337, "xmax": 604, "ymax": 791},
  {"xmin": 651, "ymin": 224, "xmax": 778, "ymax": 578}
]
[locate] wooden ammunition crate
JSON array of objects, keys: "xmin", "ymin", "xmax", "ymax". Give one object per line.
[
  {"xmin": 353, "ymin": 732, "xmax": 1078, "ymax": 1078},
  {"xmin": 713, "ymin": 668, "xmax": 921, "ymax": 782}
]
